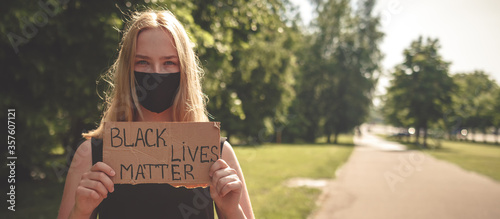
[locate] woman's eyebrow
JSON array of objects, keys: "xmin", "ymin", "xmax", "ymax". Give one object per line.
[
  {"xmin": 161, "ymin": 55, "xmax": 178, "ymax": 59},
  {"xmin": 135, "ymin": 54, "xmax": 151, "ymax": 59},
  {"xmin": 135, "ymin": 54, "xmax": 178, "ymax": 59}
]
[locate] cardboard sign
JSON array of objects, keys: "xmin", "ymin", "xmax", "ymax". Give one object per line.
[{"xmin": 103, "ymin": 122, "xmax": 220, "ymax": 188}]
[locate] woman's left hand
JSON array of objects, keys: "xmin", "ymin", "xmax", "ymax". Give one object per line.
[{"xmin": 209, "ymin": 159, "xmax": 244, "ymax": 217}]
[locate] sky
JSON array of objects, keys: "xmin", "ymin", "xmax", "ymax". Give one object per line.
[{"xmin": 290, "ymin": 0, "xmax": 500, "ymax": 105}]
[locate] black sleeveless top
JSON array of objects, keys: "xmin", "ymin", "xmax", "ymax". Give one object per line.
[{"xmin": 90, "ymin": 137, "xmax": 226, "ymax": 219}]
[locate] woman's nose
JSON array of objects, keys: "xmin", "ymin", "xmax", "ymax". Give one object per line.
[{"xmin": 152, "ymin": 64, "xmax": 162, "ymax": 73}]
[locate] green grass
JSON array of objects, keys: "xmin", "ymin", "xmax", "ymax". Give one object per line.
[
  {"xmin": 234, "ymin": 138, "xmax": 354, "ymax": 218},
  {"xmin": 425, "ymin": 141, "xmax": 500, "ymax": 181},
  {"xmin": 387, "ymin": 136, "xmax": 500, "ymax": 182},
  {"xmin": 316, "ymin": 134, "xmax": 355, "ymax": 145}
]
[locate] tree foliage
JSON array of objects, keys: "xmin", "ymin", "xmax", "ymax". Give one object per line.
[
  {"xmin": 382, "ymin": 37, "xmax": 500, "ymax": 146},
  {"xmin": 284, "ymin": 0, "xmax": 383, "ymax": 143},
  {"xmin": 1, "ymin": 0, "xmax": 132, "ymax": 180},
  {"xmin": 449, "ymin": 71, "xmax": 499, "ymax": 142},
  {"xmin": 382, "ymin": 36, "xmax": 454, "ymax": 146},
  {"xmin": 190, "ymin": 0, "xmax": 300, "ymax": 142}
]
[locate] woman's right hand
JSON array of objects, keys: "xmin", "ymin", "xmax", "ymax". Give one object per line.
[{"xmin": 70, "ymin": 162, "xmax": 115, "ymax": 218}]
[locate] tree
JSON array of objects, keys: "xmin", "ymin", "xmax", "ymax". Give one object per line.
[
  {"xmin": 451, "ymin": 71, "xmax": 499, "ymax": 142},
  {"xmin": 191, "ymin": 0, "xmax": 301, "ymax": 143},
  {"xmin": 492, "ymin": 87, "xmax": 500, "ymax": 144},
  {"xmin": 383, "ymin": 36, "xmax": 454, "ymax": 147},
  {"xmin": 1, "ymin": 0, "xmax": 135, "ymax": 180},
  {"xmin": 285, "ymin": 0, "xmax": 383, "ymax": 143},
  {"xmin": 323, "ymin": 0, "xmax": 383, "ymax": 143}
]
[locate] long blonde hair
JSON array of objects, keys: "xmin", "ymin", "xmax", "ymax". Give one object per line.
[{"xmin": 83, "ymin": 10, "xmax": 208, "ymax": 139}]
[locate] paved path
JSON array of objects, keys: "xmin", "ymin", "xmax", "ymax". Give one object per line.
[{"xmin": 310, "ymin": 132, "xmax": 500, "ymax": 219}]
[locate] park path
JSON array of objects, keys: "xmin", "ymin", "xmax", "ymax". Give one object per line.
[{"xmin": 309, "ymin": 130, "xmax": 500, "ymax": 219}]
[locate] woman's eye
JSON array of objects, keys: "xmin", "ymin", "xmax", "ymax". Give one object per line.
[
  {"xmin": 164, "ymin": 61, "xmax": 176, "ymax": 65},
  {"xmin": 137, "ymin": 60, "xmax": 148, "ymax": 65}
]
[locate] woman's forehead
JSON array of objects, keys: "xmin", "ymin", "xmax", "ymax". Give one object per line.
[{"xmin": 136, "ymin": 28, "xmax": 178, "ymax": 57}]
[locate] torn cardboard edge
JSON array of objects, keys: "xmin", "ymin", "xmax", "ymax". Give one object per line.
[{"xmin": 103, "ymin": 121, "xmax": 221, "ymax": 188}]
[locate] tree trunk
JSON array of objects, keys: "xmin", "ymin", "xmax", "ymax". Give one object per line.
[
  {"xmin": 423, "ymin": 121, "xmax": 429, "ymax": 148},
  {"xmin": 415, "ymin": 127, "xmax": 420, "ymax": 145},
  {"xmin": 472, "ymin": 129, "xmax": 476, "ymax": 142},
  {"xmin": 325, "ymin": 126, "xmax": 332, "ymax": 144},
  {"xmin": 423, "ymin": 127, "xmax": 428, "ymax": 148},
  {"xmin": 333, "ymin": 131, "xmax": 339, "ymax": 144}
]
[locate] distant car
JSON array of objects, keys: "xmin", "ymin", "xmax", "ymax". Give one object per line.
[{"xmin": 391, "ymin": 132, "xmax": 410, "ymax": 137}]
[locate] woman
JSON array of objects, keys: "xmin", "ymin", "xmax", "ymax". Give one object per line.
[{"xmin": 58, "ymin": 10, "xmax": 254, "ymax": 219}]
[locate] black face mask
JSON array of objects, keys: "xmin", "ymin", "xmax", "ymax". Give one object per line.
[{"xmin": 134, "ymin": 71, "xmax": 181, "ymax": 113}]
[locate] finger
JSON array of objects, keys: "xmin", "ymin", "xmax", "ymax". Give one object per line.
[
  {"xmin": 209, "ymin": 184, "xmax": 220, "ymax": 200},
  {"xmin": 211, "ymin": 168, "xmax": 237, "ymax": 187},
  {"xmin": 80, "ymin": 179, "xmax": 109, "ymax": 198},
  {"xmin": 91, "ymin": 162, "xmax": 116, "ymax": 177},
  {"xmin": 86, "ymin": 171, "xmax": 115, "ymax": 193},
  {"xmin": 209, "ymin": 159, "xmax": 229, "ymax": 177},
  {"xmin": 216, "ymin": 175, "xmax": 240, "ymax": 195},
  {"xmin": 220, "ymin": 181, "xmax": 242, "ymax": 197},
  {"xmin": 77, "ymin": 185, "xmax": 101, "ymax": 200}
]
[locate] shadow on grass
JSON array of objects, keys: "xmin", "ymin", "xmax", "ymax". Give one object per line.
[
  {"xmin": 453, "ymin": 140, "xmax": 500, "ymax": 148},
  {"xmin": 275, "ymin": 142, "xmax": 355, "ymax": 147},
  {"xmin": 232, "ymin": 142, "xmax": 355, "ymax": 148},
  {"xmin": 233, "ymin": 134, "xmax": 356, "ymax": 147},
  {"xmin": 385, "ymin": 134, "xmax": 500, "ymax": 147},
  {"xmin": 386, "ymin": 138, "xmax": 457, "ymax": 153}
]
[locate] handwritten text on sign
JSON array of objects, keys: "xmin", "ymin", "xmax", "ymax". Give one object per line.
[{"xmin": 103, "ymin": 122, "xmax": 221, "ymax": 187}]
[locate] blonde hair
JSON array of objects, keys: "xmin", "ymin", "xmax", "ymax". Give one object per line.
[{"xmin": 83, "ymin": 10, "xmax": 208, "ymax": 139}]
